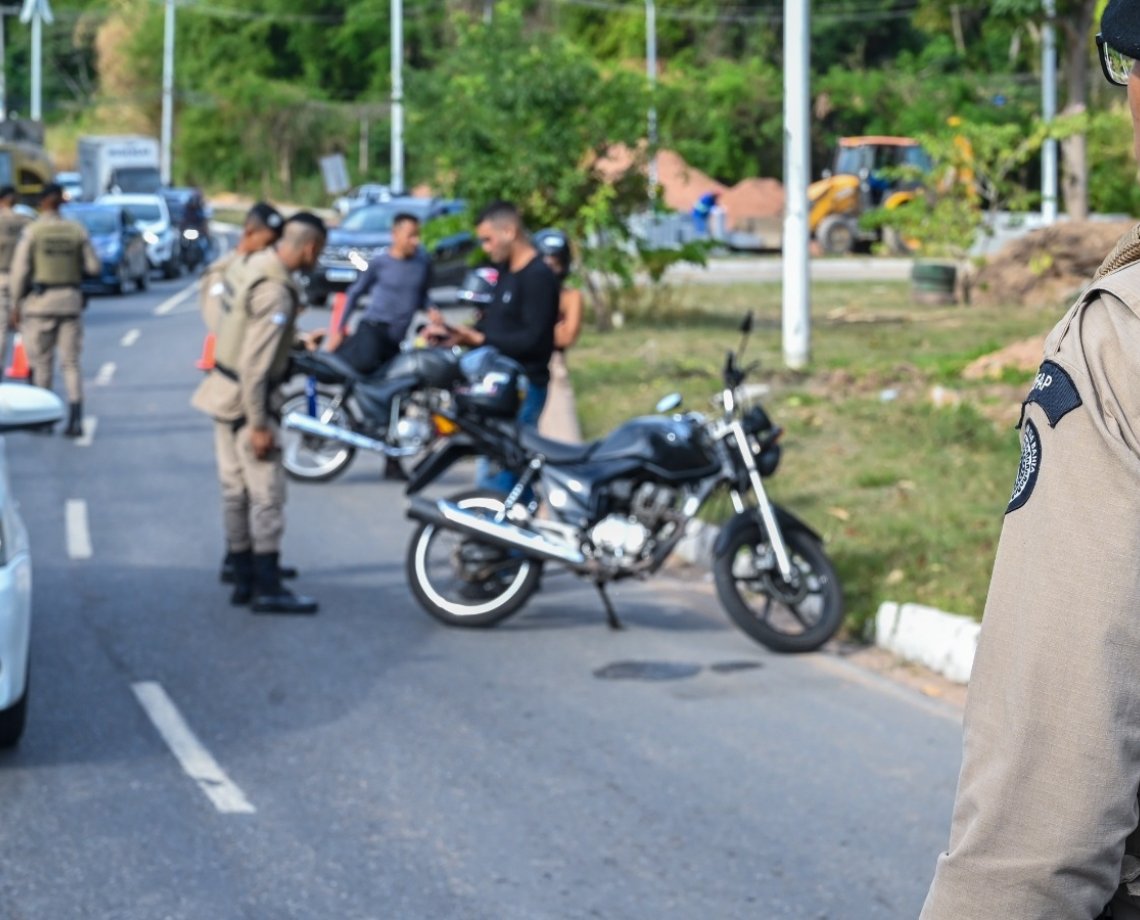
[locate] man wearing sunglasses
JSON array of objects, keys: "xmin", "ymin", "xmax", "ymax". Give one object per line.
[{"xmin": 922, "ymin": 3, "xmax": 1140, "ymax": 918}]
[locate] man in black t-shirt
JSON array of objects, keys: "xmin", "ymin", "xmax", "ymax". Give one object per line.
[
  {"xmin": 426, "ymin": 200, "xmax": 560, "ymax": 492},
  {"xmin": 427, "ymin": 200, "xmax": 559, "ymax": 426}
]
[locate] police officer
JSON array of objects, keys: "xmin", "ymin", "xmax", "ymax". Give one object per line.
[
  {"xmin": 921, "ymin": 4, "xmax": 1140, "ymax": 917},
  {"xmin": 199, "ymin": 202, "xmax": 295, "ymax": 589},
  {"xmin": 0, "ymin": 186, "xmax": 30, "ymax": 371},
  {"xmin": 199, "ymin": 201, "xmax": 283, "ymax": 335},
  {"xmin": 191, "ymin": 213, "xmax": 327, "ymax": 615},
  {"xmin": 9, "ymin": 182, "xmax": 99, "ymax": 437}
]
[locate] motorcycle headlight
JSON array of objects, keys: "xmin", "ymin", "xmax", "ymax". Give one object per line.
[
  {"xmin": 143, "ymin": 231, "xmax": 159, "ymax": 245},
  {"xmin": 183, "ymin": 228, "xmax": 199, "ymax": 241}
]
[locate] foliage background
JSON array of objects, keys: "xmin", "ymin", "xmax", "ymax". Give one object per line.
[{"xmin": 11, "ymin": 0, "xmax": 1134, "ymax": 219}]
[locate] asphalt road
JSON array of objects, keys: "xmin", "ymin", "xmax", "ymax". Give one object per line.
[{"xmin": 0, "ymin": 258, "xmax": 964, "ymax": 919}]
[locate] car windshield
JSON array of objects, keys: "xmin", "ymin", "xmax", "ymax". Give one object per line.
[
  {"xmin": 342, "ymin": 203, "xmax": 430, "ymax": 233},
  {"xmin": 69, "ymin": 209, "xmax": 119, "ymax": 236},
  {"xmin": 123, "ymin": 203, "xmax": 162, "ymax": 223}
]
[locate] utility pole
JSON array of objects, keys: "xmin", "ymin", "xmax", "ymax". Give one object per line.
[
  {"xmin": 359, "ymin": 113, "xmax": 369, "ymax": 176},
  {"xmin": 1041, "ymin": 0, "xmax": 1058, "ymax": 223},
  {"xmin": 484, "ymin": 0, "xmax": 493, "ymax": 25},
  {"xmin": 782, "ymin": 0, "xmax": 810, "ymax": 369},
  {"xmin": 0, "ymin": 10, "xmax": 8, "ymax": 123},
  {"xmin": 160, "ymin": 0, "xmax": 175, "ymax": 185},
  {"xmin": 391, "ymin": 0, "xmax": 404, "ymax": 195},
  {"xmin": 646, "ymin": 0, "xmax": 657, "ymax": 193},
  {"xmin": 19, "ymin": 0, "xmax": 53, "ymax": 123}
]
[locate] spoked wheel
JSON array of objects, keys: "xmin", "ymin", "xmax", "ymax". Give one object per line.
[
  {"xmin": 405, "ymin": 490, "xmax": 543, "ymax": 628},
  {"xmin": 714, "ymin": 524, "xmax": 843, "ymax": 653},
  {"xmin": 280, "ymin": 387, "xmax": 356, "ymax": 482}
]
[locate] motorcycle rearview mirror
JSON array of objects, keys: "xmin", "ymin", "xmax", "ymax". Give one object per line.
[
  {"xmin": 736, "ymin": 311, "xmax": 755, "ymax": 361},
  {"xmin": 655, "ymin": 393, "xmax": 683, "ymax": 415}
]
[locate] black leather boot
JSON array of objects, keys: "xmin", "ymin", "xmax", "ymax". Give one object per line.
[
  {"xmin": 63, "ymin": 402, "xmax": 82, "ymax": 438},
  {"xmin": 251, "ymin": 552, "xmax": 318, "ymax": 615},
  {"xmin": 229, "ymin": 550, "xmax": 254, "ymax": 606},
  {"xmin": 220, "ymin": 551, "xmax": 298, "ymax": 583}
]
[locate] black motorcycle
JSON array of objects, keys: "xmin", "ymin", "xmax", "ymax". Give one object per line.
[
  {"xmin": 402, "ymin": 315, "xmax": 844, "ymax": 653},
  {"xmin": 280, "ymin": 346, "xmax": 464, "ymax": 482}
]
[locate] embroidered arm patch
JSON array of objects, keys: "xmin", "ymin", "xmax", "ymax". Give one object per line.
[
  {"xmin": 1007, "ymin": 419, "xmax": 1040, "ymax": 514},
  {"xmin": 1024, "ymin": 360, "xmax": 1081, "ymax": 428}
]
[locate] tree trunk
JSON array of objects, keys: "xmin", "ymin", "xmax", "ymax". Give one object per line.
[{"xmin": 1059, "ymin": 0, "xmax": 1098, "ymax": 220}]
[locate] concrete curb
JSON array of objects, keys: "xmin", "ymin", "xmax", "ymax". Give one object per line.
[{"xmin": 673, "ymin": 519, "xmax": 979, "ymax": 684}]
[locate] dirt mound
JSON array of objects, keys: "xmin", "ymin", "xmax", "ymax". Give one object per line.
[
  {"xmin": 718, "ymin": 178, "xmax": 785, "ymax": 228},
  {"xmin": 972, "ymin": 219, "xmax": 1135, "ymax": 308},
  {"xmin": 961, "ymin": 335, "xmax": 1047, "ymax": 381},
  {"xmin": 593, "ymin": 144, "xmax": 784, "ymax": 232}
]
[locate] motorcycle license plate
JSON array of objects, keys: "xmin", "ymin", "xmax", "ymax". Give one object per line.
[{"xmin": 327, "ymin": 268, "xmax": 358, "ymax": 283}]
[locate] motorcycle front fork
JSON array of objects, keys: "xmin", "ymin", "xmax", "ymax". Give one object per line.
[{"xmin": 729, "ymin": 419, "xmax": 796, "ymax": 584}]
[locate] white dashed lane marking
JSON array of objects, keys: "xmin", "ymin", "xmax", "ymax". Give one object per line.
[
  {"xmin": 121, "ymin": 329, "xmax": 141, "ymax": 347},
  {"xmin": 153, "ymin": 281, "xmax": 200, "ymax": 316},
  {"xmin": 65, "ymin": 499, "xmax": 92, "ymax": 559},
  {"xmin": 131, "ymin": 682, "xmax": 256, "ymax": 815},
  {"xmin": 74, "ymin": 417, "xmax": 97, "ymax": 448},
  {"xmin": 94, "ymin": 362, "xmax": 115, "ymax": 386}
]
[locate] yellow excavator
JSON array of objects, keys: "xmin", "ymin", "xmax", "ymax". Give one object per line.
[{"xmin": 809, "ymin": 136, "xmax": 931, "ymax": 255}]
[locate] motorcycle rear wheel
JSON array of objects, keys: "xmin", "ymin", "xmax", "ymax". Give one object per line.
[
  {"xmin": 406, "ymin": 490, "xmax": 543, "ymax": 628},
  {"xmin": 714, "ymin": 524, "xmax": 843, "ymax": 653},
  {"xmin": 280, "ymin": 387, "xmax": 357, "ymax": 482}
]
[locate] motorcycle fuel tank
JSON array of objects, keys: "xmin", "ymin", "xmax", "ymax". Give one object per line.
[{"xmin": 591, "ymin": 415, "xmax": 718, "ymax": 482}]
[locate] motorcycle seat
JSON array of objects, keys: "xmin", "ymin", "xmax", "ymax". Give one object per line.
[
  {"xmin": 354, "ymin": 373, "xmax": 419, "ymax": 422},
  {"xmin": 519, "ymin": 428, "xmax": 598, "ymax": 465},
  {"xmin": 293, "ymin": 350, "xmax": 362, "ymax": 385}
]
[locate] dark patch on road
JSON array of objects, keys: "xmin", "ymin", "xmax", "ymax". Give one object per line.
[
  {"xmin": 593, "ymin": 661, "xmax": 702, "ymax": 681},
  {"xmin": 709, "ymin": 660, "xmax": 763, "ymax": 674}
]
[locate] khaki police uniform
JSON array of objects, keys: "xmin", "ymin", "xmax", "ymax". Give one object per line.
[
  {"xmin": 0, "ymin": 207, "xmax": 30, "ymax": 367},
  {"xmin": 922, "ymin": 230, "xmax": 1140, "ymax": 919},
  {"xmin": 200, "ymin": 250, "xmax": 248, "ymax": 335},
  {"xmin": 8, "ymin": 212, "xmax": 99, "ymax": 402},
  {"xmin": 191, "ymin": 248, "xmax": 301, "ymax": 555}
]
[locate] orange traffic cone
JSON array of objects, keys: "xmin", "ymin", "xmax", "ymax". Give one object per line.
[
  {"xmin": 195, "ymin": 332, "xmax": 216, "ymax": 371},
  {"xmin": 6, "ymin": 333, "xmax": 29, "ymax": 380}
]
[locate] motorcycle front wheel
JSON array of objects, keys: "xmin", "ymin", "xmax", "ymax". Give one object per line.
[
  {"xmin": 406, "ymin": 490, "xmax": 543, "ymax": 628},
  {"xmin": 713, "ymin": 524, "xmax": 843, "ymax": 653},
  {"xmin": 280, "ymin": 387, "xmax": 357, "ymax": 482}
]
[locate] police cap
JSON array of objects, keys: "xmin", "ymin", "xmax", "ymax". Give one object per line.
[
  {"xmin": 1103, "ymin": 0, "xmax": 1140, "ymax": 59},
  {"xmin": 246, "ymin": 201, "xmax": 284, "ymax": 235}
]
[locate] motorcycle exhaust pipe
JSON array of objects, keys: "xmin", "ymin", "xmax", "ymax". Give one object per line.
[
  {"xmin": 407, "ymin": 496, "xmax": 587, "ymax": 568},
  {"xmin": 283, "ymin": 412, "xmax": 417, "ymax": 457}
]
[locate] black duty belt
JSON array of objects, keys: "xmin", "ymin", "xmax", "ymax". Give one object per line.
[
  {"xmin": 214, "ymin": 362, "xmax": 239, "ymax": 382},
  {"xmin": 32, "ymin": 282, "xmax": 79, "ymax": 293}
]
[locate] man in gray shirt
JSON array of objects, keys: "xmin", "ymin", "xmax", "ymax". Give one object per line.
[{"xmin": 326, "ymin": 212, "xmax": 432, "ymax": 375}]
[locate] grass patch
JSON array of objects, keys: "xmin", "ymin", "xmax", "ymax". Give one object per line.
[{"xmin": 570, "ymin": 280, "xmax": 1061, "ymax": 635}]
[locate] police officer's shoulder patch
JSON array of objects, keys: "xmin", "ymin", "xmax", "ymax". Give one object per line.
[
  {"xmin": 1007, "ymin": 418, "xmax": 1041, "ymax": 514},
  {"xmin": 1024, "ymin": 360, "xmax": 1081, "ymax": 428}
]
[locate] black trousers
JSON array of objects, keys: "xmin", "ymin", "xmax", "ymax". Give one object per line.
[{"xmin": 335, "ymin": 319, "xmax": 400, "ymax": 376}]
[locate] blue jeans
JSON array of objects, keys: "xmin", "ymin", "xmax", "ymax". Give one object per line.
[{"xmin": 476, "ymin": 382, "xmax": 549, "ymax": 495}]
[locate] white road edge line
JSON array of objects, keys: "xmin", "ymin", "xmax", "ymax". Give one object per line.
[
  {"xmin": 94, "ymin": 362, "xmax": 115, "ymax": 386},
  {"xmin": 121, "ymin": 328, "xmax": 141, "ymax": 347},
  {"xmin": 75, "ymin": 416, "xmax": 97, "ymax": 448},
  {"xmin": 153, "ymin": 281, "xmax": 200, "ymax": 316},
  {"xmin": 65, "ymin": 499, "xmax": 92, "ymax": 559},
  {"xmin": 131, "ymin": 682, "xmax": 256, "ymax": 815}
]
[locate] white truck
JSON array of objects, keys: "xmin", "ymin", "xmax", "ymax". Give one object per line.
[{"xmin": 77, "ymin": 135, "xmax": 161, "ymax": 201}]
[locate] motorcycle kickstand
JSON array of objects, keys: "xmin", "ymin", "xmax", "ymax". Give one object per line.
[{"xmin": 595, "ymin": 581, "xmax": 623, "ymax": 631}]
